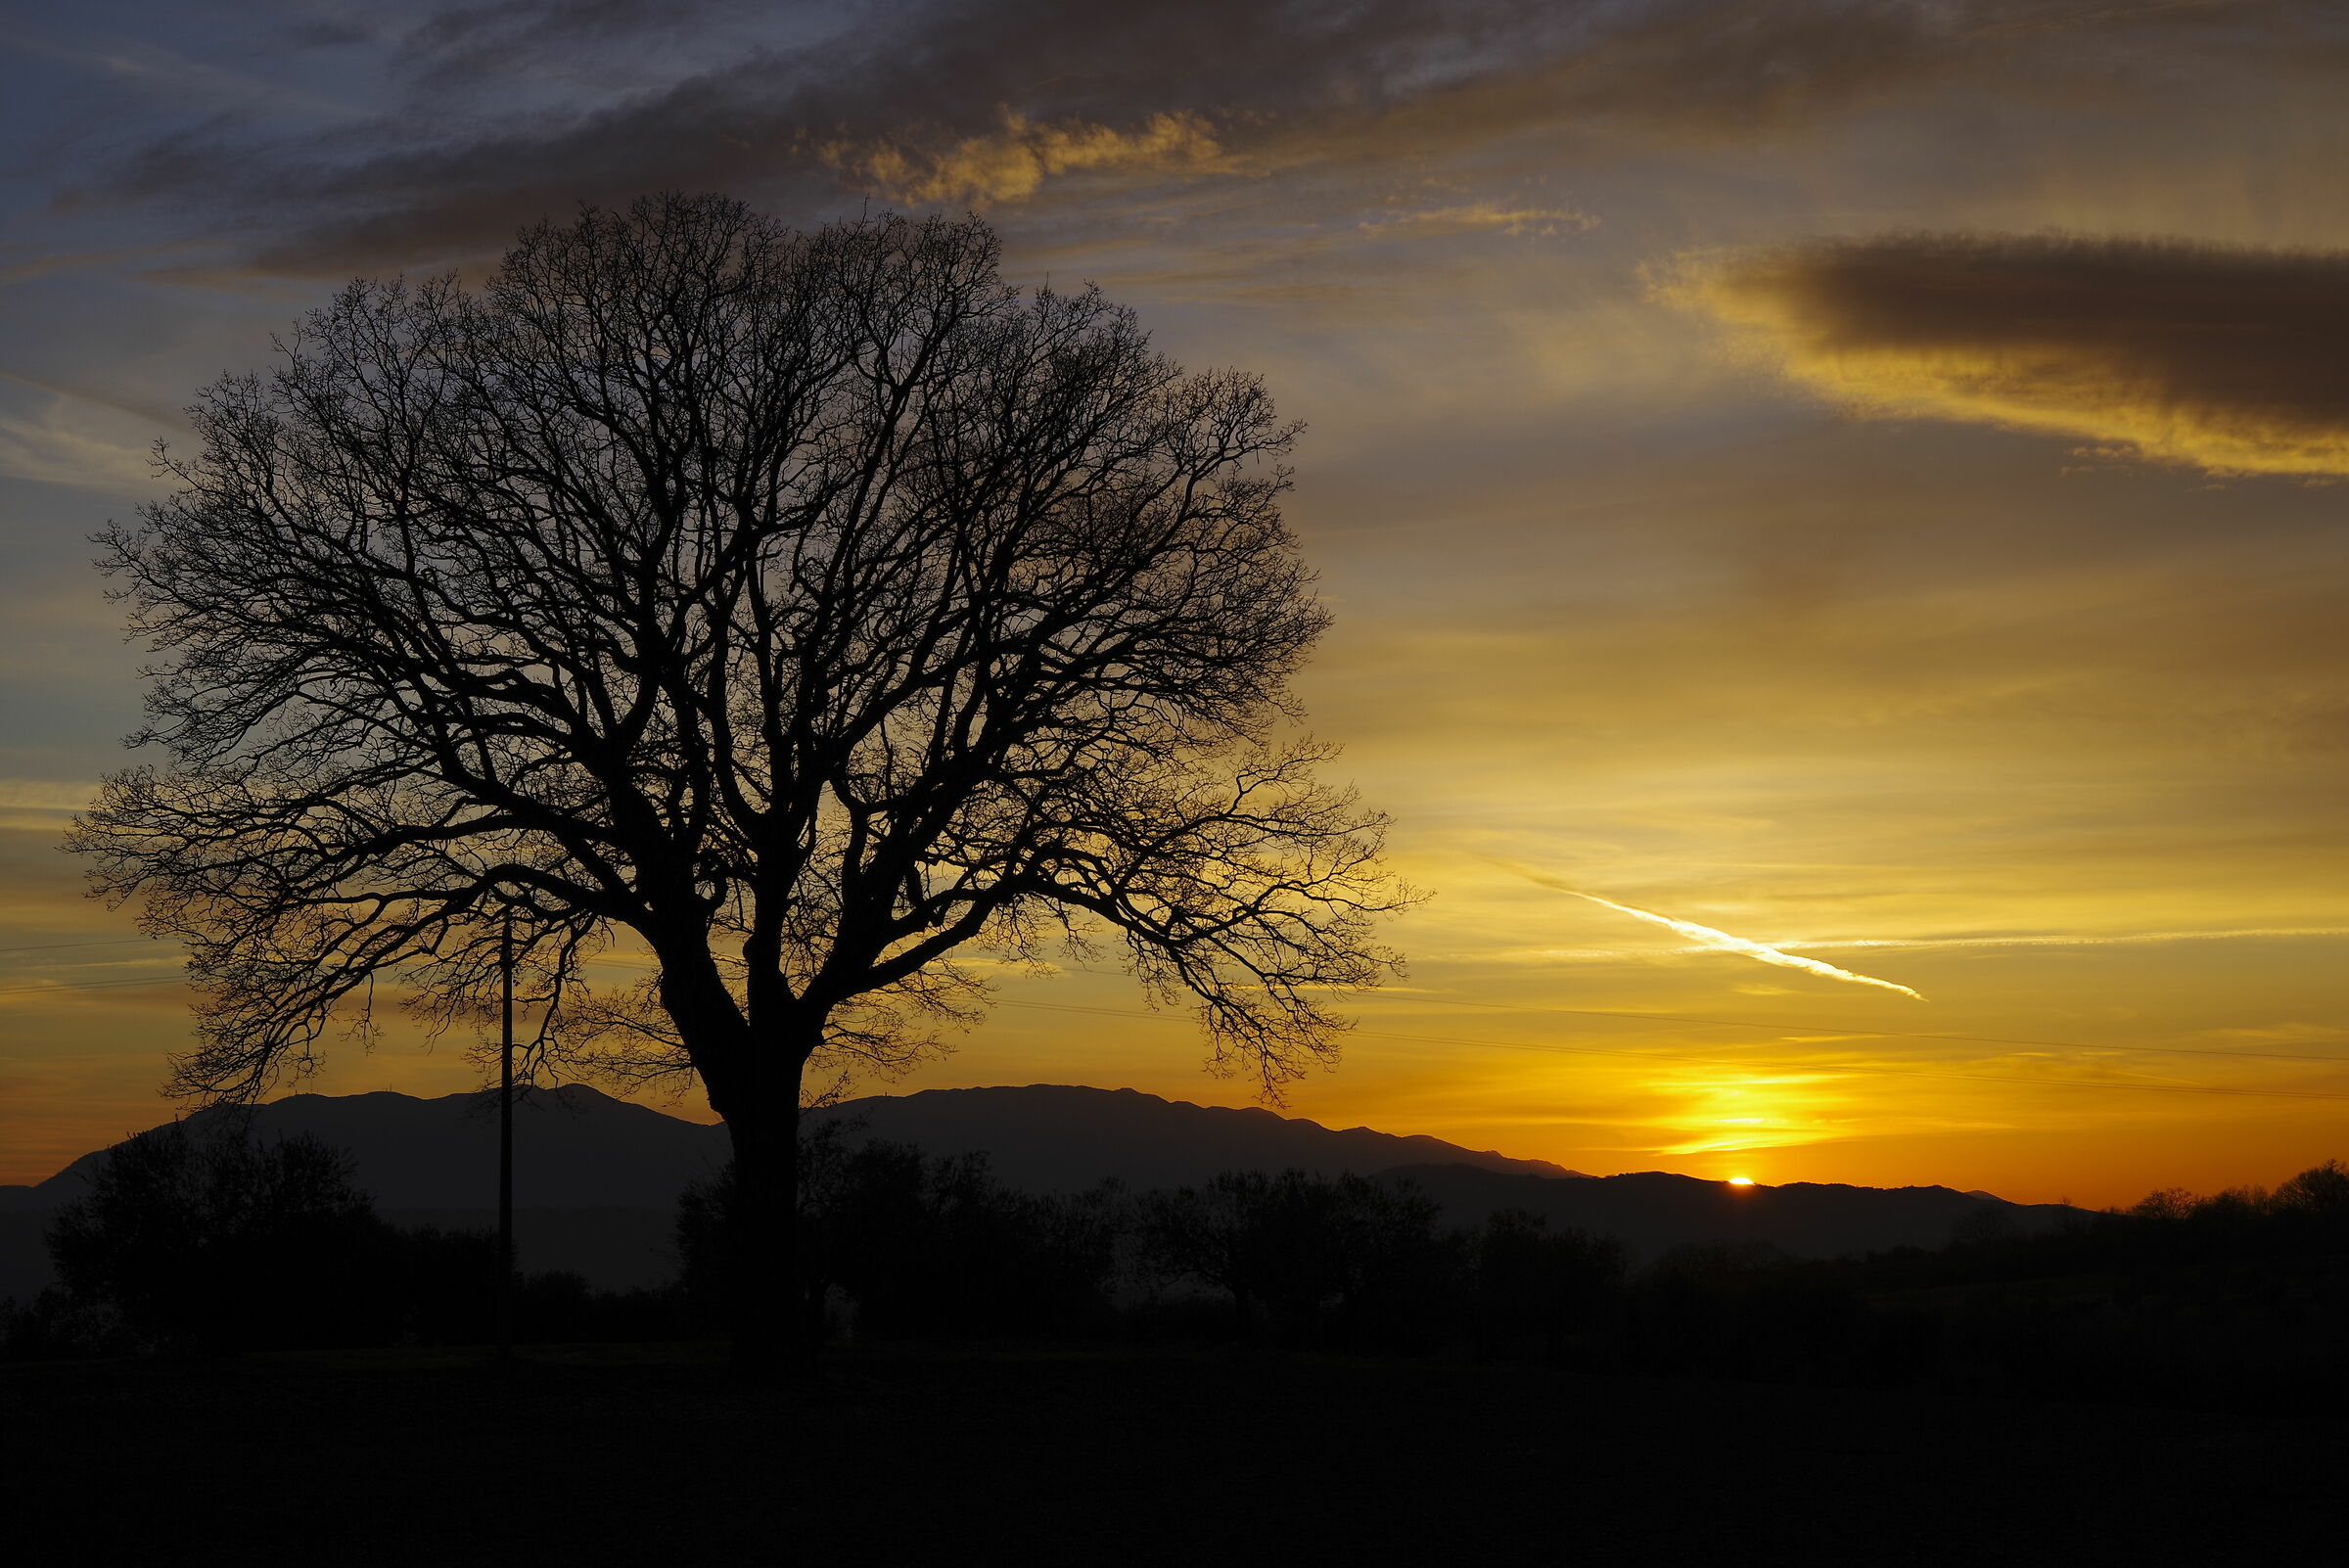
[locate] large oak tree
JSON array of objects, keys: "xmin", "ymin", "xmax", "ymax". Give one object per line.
[{"xmin": 71, "ymin": 194, "xmax": 1406, "ymax": 1359}]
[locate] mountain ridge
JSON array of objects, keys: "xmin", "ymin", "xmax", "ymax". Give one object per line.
[
  {"xmin": 811, "ymin": 1084, "xmax": 1591, "ymax": 1191},
  {"xmin": 2, "ymin": 1084, "xmax": 2077, "ymax": 1298},
  {"xmin": 1377, "ymin": 1163, "xmax": 2077, "ymax": 1262}
]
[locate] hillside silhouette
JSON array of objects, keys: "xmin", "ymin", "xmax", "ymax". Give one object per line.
[
  {"xmin": 25, "ymin": 1085, "xmax": 728, "ymax": 1209},
  {"xmin": 812, "ymin": 1084, "xmax": 1588, "ymax": 1188},
  {"xmin": 2, "ymin": 1084, "xmax": 2072, "ymax": 1300},
  {"xmin": 10, "ymin": 1087, "xmax": 2344, "ymax": 1420},
  {"xmin": 1389, "ymin": 1163, "xmax": 2078, "ymax": 1260},
  {"xmin": 2, "ymin": 1085, "xmax": 726, "ymax": 1297}
]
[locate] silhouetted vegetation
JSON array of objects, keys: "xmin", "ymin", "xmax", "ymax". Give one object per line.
[
  {"xmin": 1136, "ymin": 1169, "xmax": 1454, "ymax": 1350},
  {"xmin": 13, "ymin": 1120, "xmax": 2346, "ymax": 1417},
  {"xmin": 746, "ymin": 1147, "xmax": 2349, "ymax": 1416},
  {"xmin": 1462, "ymin": 1207, "xmax": 1628, "ymax": 1361},
  {"xmin": 40, "ymin": 1122, "xmax": 388, "ymax": 1354},
  {"xmin": 2, "ymin": 1126, "xmax": 678, "ymax": 1359},
  {"xmin": 677, "ymin": 1127, "xmax": 1122, "ymax": 1344},
  {"xmin": 70, "ymin": 192, "xmax": 1407, "ymax": 1363}
]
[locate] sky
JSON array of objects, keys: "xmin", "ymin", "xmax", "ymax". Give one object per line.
[{"xmin": 3, "ymin": 0, "xmax": 2346, "ymax": 1205}]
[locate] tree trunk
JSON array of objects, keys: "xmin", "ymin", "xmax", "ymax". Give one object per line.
[
  {"xmin": 660, "ymin": 946, "xmax": 810, "ymax": 1374},
  {"xmin": 718, "ymin": 1093, "xmax": 804, "ymax": 1375}
]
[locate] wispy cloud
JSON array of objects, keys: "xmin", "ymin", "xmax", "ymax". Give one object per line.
[
  {"xmin": 1357, "ymin": 203, "xmax": 1596, "ymax": 239},
  {"xmin": 0, "ymin": 389, "xmax": 162, "ymax": 493},
  {"xmin": 1495, "ymin": 861, "xmax": 1926, "ymax": 999},
  {"xmin": 0, "ymin": 781, "xmax": 101, "ymax": 812},
  {"xmin": 1496, "ymin": 926, "xmax": 2349, "ymax": 969},
  {"xmin": 1785, "ymin": 927, "xmax": 2349, "ymax": 952}
]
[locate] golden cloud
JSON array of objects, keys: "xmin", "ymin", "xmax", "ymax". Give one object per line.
[
  {"xmin": 822, "ymin": 111, "xmax": 1225, "ymax": 206},
  {"xmin": 1669, "ymin": 233, "xmax": 2349, "ymax": 477}
]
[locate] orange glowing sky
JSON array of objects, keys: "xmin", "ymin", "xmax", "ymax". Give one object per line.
[{"xmin": 3, "ymin": 2, "xmax": 2346, "ymax": 1205}]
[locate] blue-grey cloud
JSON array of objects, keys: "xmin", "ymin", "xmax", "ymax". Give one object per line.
[{"xmin": 60, "ymin": 0, "xmax": 2349, "ymax": 277}]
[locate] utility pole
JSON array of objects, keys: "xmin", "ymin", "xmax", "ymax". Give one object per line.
[{"xmin": 496, "ymin": 909, "xmax": 516, "ymax": 1363}]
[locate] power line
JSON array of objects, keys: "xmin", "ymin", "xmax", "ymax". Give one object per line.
[
  {"xmin": 598, "ymin": 952, "xmax": 2349, "ymax": 1074},
  {"xmin": 0, "ymin": 938, "xmax": 165, "ymax": 956},
  {"xmin": 991, "ymin": 998, "xmax": 2349, "ymax": 1103},
  {"xmin": 1353, "ymin": 995, "xmax": 2349, "ymax": 1069},
  {"xmin": 1029, "ymin": 961, "xmax": 2349, "ymax": 1069},
  {"xmin": 0, "ymin": 976, "xmax": 184, "ymax": 999},
  {"xmin": 18, "ymin": 943, "xmax": 2342, "ymax": 1066},
  {"xmin": 1028, "ymin": 964, "xmax": 2349, "ymax": 1070},
  {"xmin": 10, "ymin": 954, "xmax": 2345, "ymax": 1100}
]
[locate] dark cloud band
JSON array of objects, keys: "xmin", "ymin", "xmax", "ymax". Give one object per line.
[
  {"xmin": 1680, "ymin": 233, "xmax": 2349, "ymax": 477},
  {"xmin": 76, "ymin": 0, "xmax": 2347, "ymax": 279}
]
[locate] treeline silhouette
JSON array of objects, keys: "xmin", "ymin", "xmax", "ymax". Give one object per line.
[
  {"xmin": 0, "ymin": 1124, "xmax": 669, "ymax": 1358},
  {"xmin": 8, "ymin": 1124, "xmax": 2345, "ymax": 1414}
]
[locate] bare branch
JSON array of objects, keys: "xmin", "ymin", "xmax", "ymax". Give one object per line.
[{"xmin": 70, "ymin": 193, "xmax": 1411, "ymax": 1127}]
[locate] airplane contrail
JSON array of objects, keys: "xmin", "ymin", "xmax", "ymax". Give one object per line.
[{"xmin": 1496, "ymin": 861, "xmax": 1927, "ymax": 1000}]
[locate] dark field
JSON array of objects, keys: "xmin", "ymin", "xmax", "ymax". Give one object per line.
[{"xmin": 4, "ymin": 1345, "xmax": 2337, "ymax": 1566}]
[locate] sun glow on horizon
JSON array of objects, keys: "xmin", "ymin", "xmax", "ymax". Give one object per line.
[{"xmin": 3, "ymin": 0, "xmax": 2348, "ymax": 1216}]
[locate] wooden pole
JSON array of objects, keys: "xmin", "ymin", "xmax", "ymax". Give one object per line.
[{"xmin": 496, "ymin": 910, "xmax": 516, "ymax": 1362}]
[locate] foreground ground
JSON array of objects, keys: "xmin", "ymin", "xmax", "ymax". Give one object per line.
[{"xmin": 4, "ymin": 1343, "xmax": 2337, "ymax": 1565}]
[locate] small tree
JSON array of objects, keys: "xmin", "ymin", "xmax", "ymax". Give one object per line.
[
  {"xmin": 2272, "ymin": 1159, "xmax": 2349, "ymax": 1222},
  {"xmin": 682, "ymin": 1135, "xmax": 1122, "ymax": 1344},
  {"xmin": 1466, "ymin": 1209, "xmax": 1625, "ymax": 1360},
  {"xmin": 71, "ymin": 194, "xmax": 1410, "ymax": 1362},
  {"xmin": 1138, "ymin": 1169, "xmax": 1303, "ymax": 1334},
  {"xmin": 1139, "ymin": 1168, "xmax": 1443, "ymax": 1342},
  {"xmin": 46, "ymin": 1123, "xmax": 391, "ymax": 1352}
]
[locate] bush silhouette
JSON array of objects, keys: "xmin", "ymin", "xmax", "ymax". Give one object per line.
[
  {"xmin": 17, "ymin": 1126, "xmax": 677, "ymax": 1358},
  {"xmin": 678, "ymin": 1132, "xmax": 1121, "ymax": 1344},
  {"xmin": 1466, "ymin": 1209, "xmax": 1626, "ymax": 1361},
  {"xmin": 1137, "ymin": 1169, "xmax": 1448, "ymax": 1347},
  {"xmin": 44, "ymin": 1122, "xmax": 393, "ymax": 1353}
]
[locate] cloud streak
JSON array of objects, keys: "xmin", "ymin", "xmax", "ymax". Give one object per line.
[
  {"xmin": 1674, "ymin": 233, "xmax": 2349, "ymax": 477},
  {"xmin": 1497, "ymin": 862, "xmax": 1927, "ymax": 999},
  {"xmin": 1357, "ymin": 203, "xmax": 1597, "ymax": 239},
  {"xmin": 1786, "ymin": 926, "xmax": 2349, "ymax": 952}
]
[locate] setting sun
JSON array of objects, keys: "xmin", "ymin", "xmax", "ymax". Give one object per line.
[
  {"xmin": 2, "ymin": 3, "xmax": 2347, "ymax": 1220},
  {"xmin": 0, "ymin": 9, "xmax": 2343, "ymax": 1559}
]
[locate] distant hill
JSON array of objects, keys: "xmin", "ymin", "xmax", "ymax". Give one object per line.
[
  {"xmin": 1381, "ymin": 1164, "xmax": 2079, "ymax": 1262},
  {"xmin": 6, "ymin": 1085, "xmax": 728, "ymax": 1296},
  {"xmin": 2, "ymin": 1083, "xmax": 2077, "ymax": 1299},
  {"xmin": 810, "ymin": 1084, "xmax": 1588, "ymax": 1192},
  {"xmin": 27, "ymin": 1085, "xmax": 729, "ymax": 1211}
]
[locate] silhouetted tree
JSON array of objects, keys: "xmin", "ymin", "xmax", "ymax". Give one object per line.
[
  {"xmin": 682, "ymin": 1134, "xmax": 1121, "ymax": 1343},
  {"xmin": 70, "ymin": 193, "xmax": 1410, "ymax": 1364},
  {"xmin": 1139, "ymin": 1170, "xmax": 1301, "ymax": 1334},
  {"xmin": 0, "ymin": 1287, "xmax": 140, "ymax": 1361},
  {"xmin": 2270, "ymin": 1158, "xmax": 2349, "ymax": 1222},
  {"xmin": 820, "ymin": 1142, "xmax": 1119, "ymax": 1338},
  {"xmin": 1466, "ymin": 1209, "xmax": 1625, "ymax": 1360},
  {"xmin": 673, "ymin": 1164, "xmax": 738, "ymax": 1337},
  {"xmin": 392, "ymin": 1223, "xmax": 507, "ymax": 1346},
  {"xmin": 1139, "ymin": 1168, "xmax": 1443, "ymax": 1342},
  {"xmin": 45, "ymin": 1123, "xmax": 392, "ymax": 1353}
]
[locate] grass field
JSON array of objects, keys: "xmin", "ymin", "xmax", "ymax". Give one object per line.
[{"xmin": 5, "ymin": 1343, "xmax": 2337, "ymax": 1565}]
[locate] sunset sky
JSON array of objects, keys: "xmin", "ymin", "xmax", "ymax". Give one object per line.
[{"xmin": 4, "ymin": 1, "xmax": 2346, "ymax": 1205}]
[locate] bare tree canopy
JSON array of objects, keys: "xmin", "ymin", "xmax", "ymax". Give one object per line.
[{"xmin": 71, "ymin": 195, "xmax": 1408, "ymax": 1350}]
